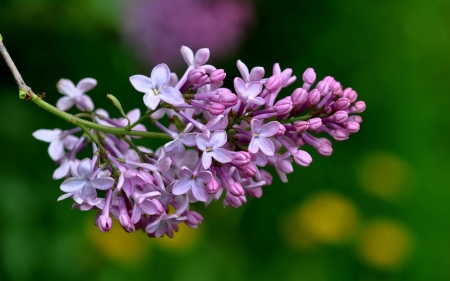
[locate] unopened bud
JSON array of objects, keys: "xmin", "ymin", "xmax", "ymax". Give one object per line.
[
  {"xmin": 265, "ymin": 75, "xmax": 282, "ymax": 92},
  {"xmin": 274, "ymin": 96, "xmax": 293, "ymax": 115},
  {"xmin": 210, "ymin": 69, "xmax": 226, "ymax": 84},
  {"xmin": 209, "ymin": 103, "xmax": 225, "ymax": 115}
]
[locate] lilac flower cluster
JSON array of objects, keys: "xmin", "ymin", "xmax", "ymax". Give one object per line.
[{"xmin": 33, "ymin": 46, "xmax": 365, "ymax": 238}]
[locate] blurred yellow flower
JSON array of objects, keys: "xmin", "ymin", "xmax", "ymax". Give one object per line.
[
  {"xmin": 358, "ymin": 220, "xmax": 412, "ymax": 270},
  {"xmin": 357, "ymin": 151, "xmax": 413, "ymax": 200},
  {"xmin": 86, "ymin": 218, "xmax": 150, "ymax": 264},
  {"xmin": 282, "ymin": 192, "xmax": 359, "ymax": 248},
  {"xmin": 154, "ymin": 222, "xmax": 200, "ymax": 252}
]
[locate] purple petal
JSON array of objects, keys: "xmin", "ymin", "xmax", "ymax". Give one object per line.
[
  {"xmin": 248, "ymin": 138, "xmax": 259, "ymax": 154},
  {"xmin": 145, "ymin": 216, "xmax": 162, "ymax": 234},
  {"xmin": 246, "ymin": 82, "xmax": 263, "ymax": 99},
  {"xmin": 211, "ymin": 148, "xmax": 232, "ymax": 164},
  {"xmin": 151, "ymin": 63, "xmax": 170, "ymax": 88},
  {"xmin": 191, "ymin": 180, "xmax": 208, "ymax": 202},
  {"xmin": 57, "ymin": 192, "xmax": 73, "ymax": 201},
  {"xmin": 248, "ymin": 97, "xmax": 266, "ymax": 106},
  {"xmin": 159, "ymin": 87, "xmax": 184, "ymax": 106},
  {"xmin": 196, "ymin": 171, "xmax": 212, "ymax": 183},
  {"xmin": 32, "ymin": 129, "xmax": 59, "ymax": 142},
  {"xmin": 90, "ymin": 177, "xmax": 114, "ymax": 190},
  {"xmin": 63, "ymin": 135, "xmax": 79, "ymax": 150},
  {"xmin": 194, "ymin": 48, "xmax": 210, "ymax": 66},
  {"xmin": 180, "ymin": 133, "xmax": 197, "ymax": 147},
  {"xmin": 169, "ymin": 142, "xmax": 185, "ymax": 160},
  {"xmin": 77, "ymin": 158, "xmax": 93, "ymax": 178},
  {"xmin": 56, "ymin": 96, "xmax": 75, "ymax": 111},
  {"xmin": 127, "ymin": 108, "xmax": 141, "ymax": 123},
  {"xmin": 81, "ymin": 183, "xmax": 97, "ymax": 203},
  {"xmin": 234, "ymin": 77, "xmax": 246, "ymax": 97},
  {"xmin": 257, "ymin": 138, "xmax": 275, "ymax": 156},
  {"xmin": 48, "ymin": 140, "xmax": 64, "ymax": 161},
  {"xmin": 57, "ymin": 79, "xmax": 77, "ymax": 97},
  {"xmin": 76, "ymin": 95, "xmax": 94, "ymax": 111},
  {"xmin": 131, "ymin": 204, "xmax": 142, "ymax": 224},
  {"xmin": 130, "ymin": 75, "xmax": 154, "ymax": 93},
  {"xmin": 180, "ymin": 46, "xmax": 194, "ymax": 65},
  {"xmin": 251, "ymin": 119, "xmax": 262, "ymax": 133},
  {"xmin": 143, "ymin": 93, "xmax": 161, "ymax": 110},
  {"xmin": 76, "ymin": 78, "xmax": 97, "ymax": 93},
  {"xmin": 179, "ymin": 167, "xmax": 193, "ymax": 178},
  {"xmin": 249, "ymin": 67, "xmax": 265, "ymax": 82},
  {"xmin": 201, "ymin": 152, "xmax": 213, "ymax": 169},
  {"xmin": 173, "ymin": 177, "xmax": 193, "ymax": 195},
  {"xmin": 196, "ymin": 133, "xmax": 210, "ymax": 151},
  {"xmin": 60, "ymin": 178, "xmax": 86, "ymax": 192},
  {"xmin": 53, "ymin": 161, "xmax": 70, "ymax": 179},
  {"xmin": 209, "ymin": 130, "xmax": 227, "ymax": 148},
  {"xmin": 236, "ymin": 60, "xmax": 249, "ymax": 82},
  {"xmin": 258, "ymin": 121, "xmax": 280, "ymax": 138}
]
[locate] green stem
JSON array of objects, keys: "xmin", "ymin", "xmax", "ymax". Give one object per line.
[
  {"xmin": 281, "ymin": 113, "xmax": 313, "ymax": 124},
  {"xmin": 126, "ymin": 109, "xmax": 153, "ymax": 130},
  {"xmin": 120, "ymin": 136, "xmax": 145, "ymax": 162}
]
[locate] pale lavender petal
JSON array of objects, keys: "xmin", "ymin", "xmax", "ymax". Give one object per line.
[
  {"xmin": 180, "ymin": 133, "xmax": 197, "ymax": 146},
  {"xmin": 258, "ymin": 121, "xmax": 280, "ymax": 137},
  {"xmin": 192, "ymin": 180, "xmax": 208, "ymax": 202},
  {"xmin": 56, "ymin": 96, "xmax": 75, "ymax": 111},
  {"xmin": 77, "ymin": 158, "xmax": 93, "ymax": 178},
  {"xmin": 32, "ymin": 129, "xmax": 59, "ymax": 142},
  {"xmin": 246, "ymin": 82, "xmax": 263, "ymax": 99},
  {"xmin": 76, "ymin": 78, "xmax": 97, "ymax": 93},
  {"xmin": 196, "ymin": 133, "xmax": 210, "ymax": 151},
  {"xmin": 57, "ymin": 79, "xmax": 77, "ymax": 97},
  {"xmin": 60, "ymin": 178, "xmax": 86, "ymax": 192},
  {"xmin": 209, "ymin": 130, "xmax": 227, "ymax": 148},
  {"xmin": 81, "ymin": 183, "xmax": 97, "ymax": 202},
  {"xmin": 145, "ymin": 216, "xmax": 162, "ymax": 234},
  {"xmin": 236, "ymin": 60, "xmax": 249, "ymax": 82},
  {"xmin": 131, "ymin": 204, "xmax": 142, "ymax": 224},
  {"xmin": 127, "ymin": 108, "xmax": 141, "ymax": 123},
  {"xmin": 248, "ymin": 138, "xmax": 259, "ymax": 154},
  {"xmin": 248, "ymin": 97, "xmax": 265, "ymax": 106},
  {"xmin": 278, "ymin": 160, "xmax": 293, "ymax": 174},
  {"xmin": 249, "ymin": 67, "xmax": 265, "ymax": 82},
  {"xmin": 168, "ymin": 141, "xmax": 185, "ymax": 160},
  {"xmin": 141, "ymin": 199, "xmax": 163, "ymax": 215},
  {"xmin": 159, "ymin": 87, "xmax": 184, "ymax": 105},
  {"xmin": 48, "ymin": 140, "xmax": 64, "ymax": 161},
  {"xmin": 234, "ymin": 77, "xmax": 246, "ymax": 97},
  {"xmin": 143, "ymin": 93, "xmax": 160, "ymax": 110},
  {"xmin": 133, "ymin": 124, "xmax": 147, "ymax": 132},
  {"xmin": 77, "ymin": 95, "xmax": 94, "ymax": 110},
  {"xmin": 202, "ymin": 152, "xmax": 213, "ymax": 169},
  {"xmin": 63, "ymin": 135, "xmax": 79, "ymax": 150},
  {"xmin": 173, "ymin": 177, "xmax": 193, "ymax": 195},
  {"xmin": 53, "ymin": 161, "xmax": 70, "ymax": 179},
  {"xmin": 130, "ymin": 75, "xmax": 154, "ymax": 93},
  {"xmin": 194, "ymin": 48, "xmax": 210, "ymax": 66},
  {"xmin": 179, "ymin": 167, "xmax": 193, "ymax": 178},
  {"xmin": 90, "ymin": 177, "xmax": 114, "ymax": 190},
  {"xmin": 211, "ymin": 148, "xmax": 232, "ymax": 164},
  {"xmin": 57, "ymin": 192, "xmax": 73, "ymax": 201},
  {"xmin": 151, "ymin": 63, "xmax": 170, "ymax": 88},
  {"xmin": 180, "ymin": 46, "xmax": 194, "ymax": 66},
  {"xmin": 257, "ymin": 138, "xmax": 275, "ymax": 156},
  {"xmin": 196, "ymin": 171, "xmax": 212, "ymax": 183},
  {"xmin": 251, "ymin": 119, "xmax": 262, "ymax": 133}
]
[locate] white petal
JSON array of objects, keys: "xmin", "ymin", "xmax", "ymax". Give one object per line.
[
  {"xmin": 201, "ymin": 152, "xmax": 212, "ymax": 169},
  {"xmin": 211, "ymin": 148, "xmax": 232, "ymax": 164},
  {"xmin": 151, "ymin": 63, "xmax": 170, "ymax": 88},
  {"xmin": 194, "ymin": 48, "xmax": 210, "ymax": 66},
  {"xmin": 48, "ymin": 140, "xmax": 65, "ymax": 161},
  {"xmin": 57, "ymin": 79, "xmax": 77, "ymax": 97},
  {"xmin": 159, "ymin": 87, "xmax": 184, "ymax": 106},
  {"xmin": 90, "ymin": 177, "xmax": 114, "ymax": 190},
  {"xmin": 32, "ymin": 129, "xmax": 59, "ymax": 142},
  {"xmin": 209, "ymin": 130, "xmax": 227, "ymax": 148},
  {"xmin": 76, "ymin": 78, "xmax": 97, "ymax": 93},
  {"xmin": 143, "ymin": 93, "xmax": 161, "ymax": 110},
  {"xmin": 60, "ymin": 178, "xmax": 86, "ymax": 192},
  {"xmin": 56, "ymin": 96, "xmax": 75, "ymax": 111},
  {"xmin": 130, "ymin": 75, "xmax": 154, "ymax": 93},
  {"xmin": 180, "ymin": 46, "xmax": 194, "ymax": 66}
]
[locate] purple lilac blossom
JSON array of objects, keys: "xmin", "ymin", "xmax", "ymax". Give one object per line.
[{"xmin": 35, "ymin": 45, "xmax": 366, "ymax": 238}]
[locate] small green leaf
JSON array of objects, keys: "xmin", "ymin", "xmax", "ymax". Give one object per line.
[{"xmin": 19, "ymin": 90, "xmax": 27, "ymax": 99}]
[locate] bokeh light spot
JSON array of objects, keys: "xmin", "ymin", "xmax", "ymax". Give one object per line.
[
  {"xmin": 86, "ymin": 218, "xmax": 150, "ymax": 264},
  {"xmin": 357, "ymin": 151, "xmax": 412, "ymax": 200},
  {"xmin": 358, "ymin": 220, "xmax": 412, "ymax": 270}
]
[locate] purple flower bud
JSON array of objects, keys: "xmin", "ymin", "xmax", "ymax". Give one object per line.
[
  {"xmin": 344, "ymin": 121, "xmax": 360, "ymax": 133},
  {"xmin": 332, "ymin": 128, "xmax": 349, "ymax": 141},
  {"xmin": 265, "ymin": 75, "xmax": 282, "ymax": 93},
  {"xmin": 184, "ymin": 210, "xmax": 203, "ymax": 228},
  {"xmin": 209, "ymin": 103, "xmax": 225, "ymax": 115},
  {"xmin": 274, "ymin": 124, "xmax": 286, "ymax": 136},
  {"xmin": 225, "ymin": 193, "xmax": 246, "ymax": 208},
  {"xmin": 308, "ymin": 118, "xmax": 322, "ymax": 131},
  {"xmin": 316, "ymin": 81, "xmax": 329, "ymax": 96},
  {"xmin": 354, "ymin": 101, "xmax": 366, "ymax": 113},
  {"xmin": 206, "ymin": 177, "xmax": 220, "ymax": 194},
  {"xmin": 260, "ymin": 170, "xmax": 273, "ymax": 185},
  {"xmin": 118, "ymin": 196, "xmax": 134, "ymax": 233},
  {"xmin": 323, "ymin": 76, "xmax": 336, "ymax": 91},
  {"xmin": 188, "ymin": 68, "xmax": 207, "ymax": 84},
  {"xmin": 302, "ymin": 68, "xmax": 316, "ymax": 85},
  {"xmin": 343, "ymin": 88, "xmax": 357, "ymax": 103},
  {"xmin": 333, "ymin": 98, "xmax": 351, "ymax": 111},
  {"xmin": 333, "ymin": 111, "xmax": 348, "ymax": 123},
  {"xmin": 332, "ymin": 86, "xmax": 343, "ymax": 97},
  {"xmin": 242, "ymin": 163, "xmax": 257, "ymax": 177},
  {"xmin": 210, "ymin": 69, "xmax": 226, "ymax": 84},
  {"xmin": 247, "ymin": 187, "xmax": 263, "ymax": 198},
  {"xmin": 229, "ymin": 181, "xmax": 245, "ymax": 197},
  {"xmin": 293, "ymin": 150, "xmax": 312, "ymax": 167},
  {"xmin": 218, "ymin": 92, "xmax": 238, "ymax": 107},
  {"xmin": 294, "ymin": 121, "xmax": 309, "ymax": 134},
  {"xmin": 347, "ymin": 115, "xmax": 363, "ymax": 123},
  {"xmin": 231, "ymin": 151, "xmax": 251, "ymax": 167},
  {"xmin": 274, "ymin": 96, "xmax": 293, "ymax": 115},
  {"xmin": 307, "ymin": 89, "xmax": 321, "ymax": 105},
  {"xmin": 318, "ymin": 142, "xmax": 333, "ymax": 156},
  {"xmin": 291, "ymin": 88, "xmax": 308, "ymax": 106}
]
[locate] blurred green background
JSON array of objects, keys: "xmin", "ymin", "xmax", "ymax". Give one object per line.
[{"xmin": 1, "ymin": 0, "xmax": 449, "ymax": 280}]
